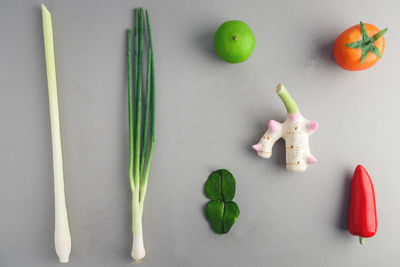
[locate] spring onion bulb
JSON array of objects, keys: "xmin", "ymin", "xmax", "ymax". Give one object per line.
[
  {"xmin": 41, "ymin": 4, "xmax": 71, "ymax": 263},
  {"xmin": 127, "ymin": 8, "xmax": 155, "ymax": 263}
]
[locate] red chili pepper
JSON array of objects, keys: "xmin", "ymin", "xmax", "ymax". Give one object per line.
[{"xmin": 348, "ymin": 165, "xmax": 377, "ymax": 245}]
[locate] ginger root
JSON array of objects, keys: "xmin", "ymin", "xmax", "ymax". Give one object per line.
[{"xmin": 252, "ymin": 84, "xmax": 318, "ymax": 172}]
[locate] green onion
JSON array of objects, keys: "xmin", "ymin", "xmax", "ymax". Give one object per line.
[
  {"xmin": 41, "ymin": 4, "xmax": 71, "ymax": 263},
  {"xmin": 128, "ymin": 8, "xmax": 155, "ymax": 262}
]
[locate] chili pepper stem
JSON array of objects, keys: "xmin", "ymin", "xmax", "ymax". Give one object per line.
[{"xmin": 359, "ymin": 236, "xmax": 365, "ymax": 245}]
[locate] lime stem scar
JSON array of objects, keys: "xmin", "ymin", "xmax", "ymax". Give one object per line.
[{"xmin": 232, "ymin": 35, "xmax": 237, "ymax": 40}]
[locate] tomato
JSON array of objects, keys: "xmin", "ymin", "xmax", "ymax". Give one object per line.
[{"xmin": 333, "ymin": 22, "xmax": 387, "ymax": 71}]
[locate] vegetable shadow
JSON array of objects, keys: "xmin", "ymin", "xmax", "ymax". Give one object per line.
[
  {"xmin": 270, "ymin": 139, "xmax": 286, "ymax": 167},
  {"xmin": 337, "ymin": 172, "xmax": 352, "ymax": 231},
  {"xmin": 202, "ymin": 203, "xmax": 210, "ymax": 229},
  {"xmin": 195, "ymin": 30, "xmax": 221, "ymax": 62},
  {"xmin": 315, "ymin": 38, "xmax": 336, "ymax": 65}
]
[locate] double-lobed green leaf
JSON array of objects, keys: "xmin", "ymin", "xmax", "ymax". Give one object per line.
[
  {"xmin": 204, "ymin": 169, "xmax": 240, "ymax": 234},
  {"xmin": 204, "ymin": 169, "xmax": 236, "ymax": 201},
  {"xmin": 206, "ymin": 200, "xmax": 240, "ymax": 234}
]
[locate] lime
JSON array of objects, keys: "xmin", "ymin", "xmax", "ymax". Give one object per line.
[{"xmin": 214, "ymin": 20, "xmax": 255, "ymax": 63}]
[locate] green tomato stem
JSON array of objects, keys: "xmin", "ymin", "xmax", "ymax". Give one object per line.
[
  {"xmin": 346, "ymin": 22, "xmax": 388, "ymax": 65},
  {"xmin": 372, "ymin": 28, "xmax": 388, "ymax": 41}
]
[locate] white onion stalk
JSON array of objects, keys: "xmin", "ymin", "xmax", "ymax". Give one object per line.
[{"xmin": 42, "ymin": 4, "xmax": 71, "ymax": 263}]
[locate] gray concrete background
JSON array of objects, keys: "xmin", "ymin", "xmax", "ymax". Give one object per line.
[{"xmin": 1, "ymin": 0, "xmax": 400, "ymax": 266}]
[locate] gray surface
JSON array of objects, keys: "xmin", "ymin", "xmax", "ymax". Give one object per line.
[{"xmin": 1, "ymin": 0, "xmax": 400, "ymax": 266}]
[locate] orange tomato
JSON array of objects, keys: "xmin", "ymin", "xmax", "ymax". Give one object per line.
[{"xmin": 333, "ymin": 23, "xmax": 386, "ymax": 71}]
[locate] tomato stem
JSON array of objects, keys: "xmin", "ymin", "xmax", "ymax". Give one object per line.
[
  {"xmin": 346, "ymin": 22, "xmax": 388, "ymax": 65},
  {"xmin": 359, "ymin": 236, "xmax": 365, "ymax": 245},
  {"xmin": 373, "ymin": 28, "xmax": 388, "ymax": 41}
]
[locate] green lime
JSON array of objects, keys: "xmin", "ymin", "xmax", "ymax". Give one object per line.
[{"xmin": 214, "ymin": 20, "xmax": 255, "ymax": 63}]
